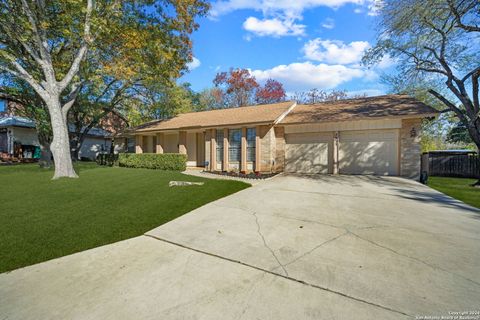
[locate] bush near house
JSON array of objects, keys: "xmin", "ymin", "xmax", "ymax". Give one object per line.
[{"xmin": 119, "ymin": 153, "xmax": 187, "ymax": 171}]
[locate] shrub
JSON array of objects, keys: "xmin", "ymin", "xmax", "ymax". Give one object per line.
[
  {"xmin": 118, "ymin": 153, "xmax": 187, "ymax": 171},
  {"xmin": 96, "ymin": 153, "xmax": 119, "ymax": 167}
]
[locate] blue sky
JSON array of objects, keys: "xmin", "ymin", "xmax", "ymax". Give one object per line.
[{"xmin": 181, "ymin": 0, "xmax": 395, "ymax": 97}]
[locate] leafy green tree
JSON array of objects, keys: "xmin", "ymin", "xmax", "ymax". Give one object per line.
[
  {"xmin": 68, "ymin": 78, "xmax": 131, "ymax": 160},
  {"xmin": 0, "ymin": 0, "xmax": 208, "ymax": 178},
  {"xmin": 446, "ymin": 122, "xmax": 474, "ymax": 145},
  {"xmin": 364, "ymin": 0, "xmax": 480, "ymax": 151}
]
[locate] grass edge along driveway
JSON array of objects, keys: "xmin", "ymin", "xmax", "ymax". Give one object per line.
[
  {"xmin": 0, "ymin": 164, "xmax": 250, "ymax": 273},
  {"xmin": 428, "ymin": 176, "xmax": 480, "ymax": 209}
]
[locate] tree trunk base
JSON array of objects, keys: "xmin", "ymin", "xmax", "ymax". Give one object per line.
[
  {"xmin": 50, "ymin": 146, "xmax": 78, "ymax": 179},
  {"xmin": 52, "ymin": 170, "xmax": 79, "ymax": 180}
]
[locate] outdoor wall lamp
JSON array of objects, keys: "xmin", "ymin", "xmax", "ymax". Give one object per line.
[{"xmin": 410, "ymin": 127, "xmax": 417, "ymax": 138}]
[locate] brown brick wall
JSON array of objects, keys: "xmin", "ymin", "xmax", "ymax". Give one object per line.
[
  {"xmin": 205, "ymin": 130, "xmax": 211, "ymax": 170},
  {"xmin": 274, "ymin": 126, "xmax": 285, "ymax": 172},
  {"xmin": 400, "ymin": 118, "xmax": 422, "ymax": 179},
  {"xmin": 259, "ymin": 125, "xmax": 275, "ymax": 172}
]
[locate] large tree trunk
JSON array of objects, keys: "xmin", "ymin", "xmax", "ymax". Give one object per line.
[
  {"xmin": 48, "ymin": 100, "xmax": 78, "ymax": 179},
  {"xmin": 468, "ymin": 121, "xmax": 480, "ymax": 187}
]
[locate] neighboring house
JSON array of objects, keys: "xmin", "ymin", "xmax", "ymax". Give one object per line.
[
  {"xmin": 133, "ymin": 95, "xmax": 438, "ymax": 179},
  {"xmin": 0, "ymin": 97, "xmax": 113, "ymax": 161}
]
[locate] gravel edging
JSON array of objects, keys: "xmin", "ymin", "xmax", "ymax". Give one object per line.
[{"xmin": 182, "ymin": 170, "xmax": 282, "ymax": 185}]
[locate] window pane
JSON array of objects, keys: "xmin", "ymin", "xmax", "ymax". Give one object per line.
[
  {"xmin": 229, "ymin": 129, "xmax": 241, "ymax": 162},
  {"xmin": 0, "ymin": 100, "xmax": 5, "ymax": 113},
  {"xmin": 216, "ymin": 130, "xmax": 223, "ymax": 162},
  {"xmin": 246, "ymin": 128, "xmax": 256, "ymax": 162}
]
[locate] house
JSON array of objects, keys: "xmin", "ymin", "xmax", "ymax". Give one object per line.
[
  {"xmin": 0, "ymin": 96, "xmax": 115, "ymax": 161},
  {"xmin": 132, "ymin": 95, "xmax": 438, "ymax": 178}
]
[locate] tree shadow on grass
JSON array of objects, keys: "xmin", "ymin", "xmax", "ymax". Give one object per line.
[{"xmin": 391, "ymin": 187, "xmax": 480, "ymax": 215}]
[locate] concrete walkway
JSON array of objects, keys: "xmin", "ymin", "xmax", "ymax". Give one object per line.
[{"xmin": 1, "ymin": 174, "xmax": 480, "ymax": 319}]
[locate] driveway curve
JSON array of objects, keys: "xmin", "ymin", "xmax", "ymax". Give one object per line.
[{"xmin": 1, "ymin": 174, "xmax": 479, "ymax": 319}]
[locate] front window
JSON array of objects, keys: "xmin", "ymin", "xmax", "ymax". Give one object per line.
[
  {"xmin": 229, "ymin": 129, "xmax": 241, "ymax": 162},
  {"xmin": 216, "ymin": 130, "xmax": 224, "ymax": 162},
  {"xmin": 246, "ymin": 128, "xmax": 256, "ymax": 162}
]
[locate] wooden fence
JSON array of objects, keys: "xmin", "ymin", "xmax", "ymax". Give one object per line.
[{"xmin": 421, "ymin": 151, "xmax": 480, "ymax": 178}]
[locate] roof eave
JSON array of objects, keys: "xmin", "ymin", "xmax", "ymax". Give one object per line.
[
  {"xmin": 134, "ymin": 120, "xmax": 277, "ymax": 133},
  {"xmin": 281, "ymin": 113, "xmax": 439, "ymax": 126}
]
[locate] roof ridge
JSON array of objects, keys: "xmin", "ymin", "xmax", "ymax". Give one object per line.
[
  {"xmin": 166, "ymin": 100, "xmax": 296, "ymax": 118},
  {"xmin": 297, "ymin": 94, "xmax": 411, "ymax": 106}
]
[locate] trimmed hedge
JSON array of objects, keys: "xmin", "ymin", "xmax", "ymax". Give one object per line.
[{"xmin": 118, "ymin": 153, "xmax": 187, "ymax": 171}]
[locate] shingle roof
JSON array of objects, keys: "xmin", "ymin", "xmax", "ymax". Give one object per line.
[
  {"xmin": 135, "ymin": 101, "xmax": 296, "ymax": 132},
  {"xmin": 0, "ymin": 116, "xmax": 35, "ymax": 128},
  {"xmin": 283, "ymin": 95, "xmax": 438, "ymax": 124},
  {"xmin": 0, "ymin": 115, "xmax": 111, "ymax": 137}
]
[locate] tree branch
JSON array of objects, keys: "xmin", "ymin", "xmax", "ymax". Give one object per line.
[
  {"xmin": 20, "ymin": 0, "xmax": 55, "ymax": 82},
  {"xmin": 57, "ymin": 0, "xmax": 93, "ymax": 91},
  {"xmin": 0, "ymin": 52, "xmax": 48, "ymax": 99},
  {"xmin": 428, "ymin": 89, "xmax": 466, "ymax": 122},
  {"xmin": 0, "ymin": 24, "xmax": 43, "ymax": 67},
  {"xmin": 62, "ymin": 82, "xmax": 84, "ymax": 118},
  {"xmin": 447, "ymin": 0, "xmax": 480, "ymax": 32},
  {"xmin": 421, "ymin": 18, "xmax": 456, "ymax": 78},
  {"xmin": 462, "ymin": 66, "xmax": 480, "ymax": 83},
  {"xmin": 395, "ymin": 46, "xmax": 449, "ymax": 76},
  {"xmin": 473, "ymin": 69, "xmax": 480, "ymax": 114}
]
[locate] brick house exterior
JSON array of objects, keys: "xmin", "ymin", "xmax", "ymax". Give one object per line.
[{"xmin": 133, "ymin": 95, "xmax": 437, "ymax": 179}]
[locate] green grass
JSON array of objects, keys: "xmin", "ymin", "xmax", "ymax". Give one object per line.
[
  {"xmin": 0, "ymin": 164, "xmax": 250, "ymax": 273},
  {"xmin": 428, "ymin": 176, "xmax": 480, "ymax": 209}
]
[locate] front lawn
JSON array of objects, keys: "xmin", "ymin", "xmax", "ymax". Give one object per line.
[
  {"xmin": 0, "ymin": 164, "xmax": 249, "ymax": 273},
  {"xmin": 428, "ymin": 176, "xmax": 480, "ymax": 209}
]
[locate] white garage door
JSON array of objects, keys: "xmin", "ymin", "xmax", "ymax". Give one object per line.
[
  {"xmin": 285, "ymin": 132, "xmax": 332, "ymax": 174},
  {"xmin": 339, "ymin": 130, "xmax": 399, "ymax": 175}
]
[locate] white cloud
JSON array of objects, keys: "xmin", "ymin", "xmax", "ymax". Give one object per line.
[
  {"xmin": 186, "ymin": 57, "xmax": 201, "ymax": 70},
  {"xmin": 367, "ymin": 0, "xmax": 383, "ymax": 16},
  {"xmin": 210, "ymin": 0, "xmax": 367, "ymax": 18},
  {"xmin": 321, "ymin": 18, "xmax": 335, "ymax": 29},
  {"xmin": 211, "ymin": 0, "xmax": 380, "ymax": 38},
  {"xmin": 250, "ymin": 62, "xmax": 368, "ymax": 91},
  {"xmin": 243, "ymin": 16, "xmax": 306, "ymax": 37},
  {"xmin": 353, "ymin": 7, "xmax": 363, "ymax": 13},
  {"xmin": 303, "ymin": 38, "xmax": 370, "ymax": 64}
]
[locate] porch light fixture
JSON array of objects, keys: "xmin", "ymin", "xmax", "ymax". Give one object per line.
[{"xmin": 410, "ymin": 127, "xmax": 417, "ymax": 138}]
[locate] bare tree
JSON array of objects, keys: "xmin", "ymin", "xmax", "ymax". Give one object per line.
[
  {"xmin": 364, "ymin": 0, "xmax": 480, "ymax": 152},
  {"xmin": 290, "ymin": 89, "xmax": 351, "ymax": 104}
]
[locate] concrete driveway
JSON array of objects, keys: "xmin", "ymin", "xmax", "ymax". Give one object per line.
[{"xmin": 1, "ymin": 175, "xmax": 480, "ymax": 319}]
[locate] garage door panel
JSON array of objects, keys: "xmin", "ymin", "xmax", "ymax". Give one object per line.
[
  {"xmin": 285, "ymin": 133, "xmax": 332, "ymax": 174},
  {"xmin": 339, "ymin": 130, "xmax": 398, "ymax": 176}
]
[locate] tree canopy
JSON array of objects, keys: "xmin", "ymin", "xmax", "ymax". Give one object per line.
[
  {"xmin": 0, "ymin": 0, "xmax": 209, "ymax": 178},
  {"xmin": 364, "ymin": 0, "xmax": 480, "ymax": 149}
]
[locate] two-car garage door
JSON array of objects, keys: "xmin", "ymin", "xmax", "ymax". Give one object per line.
[{"xmin": 285, "ymin": 130, "xmax": 399, "ymax": 175}]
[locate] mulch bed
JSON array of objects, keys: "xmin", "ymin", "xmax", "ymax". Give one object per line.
[{"xmin": 205, "ymin": 171, "xmax": 279, "ymax": 180}]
